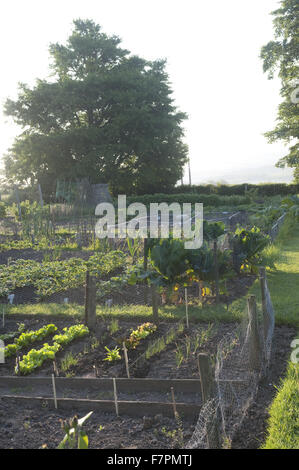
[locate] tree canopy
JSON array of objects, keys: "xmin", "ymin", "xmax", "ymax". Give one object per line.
[
  {"xmin": 4, "ymin": 19, "xmax": 188, "ymax": 196},
  {"xmin": 260, "ymin": 0, "xmax": 299, "ymax": 180}
]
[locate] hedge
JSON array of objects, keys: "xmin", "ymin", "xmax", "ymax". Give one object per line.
[{"xmin": 167, "ymin": 183, "xmax": 299, "ymax": 197}]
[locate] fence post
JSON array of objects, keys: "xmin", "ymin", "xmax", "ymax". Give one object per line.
[
  {"xmin": 84, "ymin": 271, "xmax": 97, "ymax": 330},
  {"xmin": 198, "ymin": 353, "xmax": 215, "ymax": 403},
  {"xmin": 247, "ymin": 295, "xmax": 261, "ymax": 371},
  {"xmin": 198, "ymin": 353, "xmax": 220, "ymax": 448},
  {"xmin": 259, "ymin": 267, "xmax": 268, "ymax": 345},
  {"xmin": 213, "ymin": 240, "xmax": 220, "ymax": 304}
]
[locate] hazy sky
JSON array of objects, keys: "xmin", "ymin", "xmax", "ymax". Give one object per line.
[{"xmin": 0, "ymin": 0, "xmax": 292, "ymax": 183}]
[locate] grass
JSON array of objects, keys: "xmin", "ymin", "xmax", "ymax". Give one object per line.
[
  {"xmin": 60, "ymin": 352, "xmax": 79, "ymax": 372},
  {"xmin": 6, "ymin": 301, "xmax": 242, "ymax": 323},
  {"xmin": 262, "ymin": 361, "xmax": 299, "ymax": 449}
]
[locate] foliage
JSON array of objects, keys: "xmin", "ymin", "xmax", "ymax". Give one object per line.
[
  {"xmin": 0, "ymin": 202, "xmax": 7, "ymax": 218},
  {"xmin": 0, "ymin": 250, "xmax": 126, "ymax": 298},
  {"xmin": 17, "ymin": 342, "xmax": 61, "ymax": 375},
  {"xmin": 249, "ymin": 205, "xmax": 284, "ymax": 232},
  {"xmin": 123, "ymin": 322, "xmax": 157, "ymax": 349},
  {"xmin": 58, "ymin": 412, "xmax": 93, "ymax": 449},
  {"xmin": 103, "ymin": 346, "xmax": 121, "ymax": 362},
  {"xmin": 16, "ymin": 324, "xmax": 89, "ymax": 374},
  {"xmin": 260, "ymin": 0, "xmax": 299, "ymax": 178},
  {"xmin": 126, "ymin": 193, "xmax": 251, "ymax": 208},
  {"xmin": 203, "ymin": 221, "xmax": 225, "ymax": 241},
  {"xmin": 4, "ymin": 19, "xmax": 187, "ymax": 196},
  {"xmin": 149, "ymin": 238, "xmax": 191, "ymax": 287},
  {"xmin": 4, "ymin": 324, "xmax": 57, "ymax": 358},
  {"xmin": 187, "ymin": 244, "xmax": 232, "ymax": 282},
  {"xmin": 231, "ymin": 227, "xmax": 270, "ymax": 273},
  {"xmin": 53, "ymin": 324, "xmax": 89, "ymax": 346},
  {"xmin": 262, "ymin": 362, "xmax": 299, "ymax": 449},
  {"xmin": 108, "ymin": 319, "xmax": 119, "ymax": 335},
  {"xmin": 60, "ymin": 352, "xmax": 79, "ymax": 373},
  {"xmin": 167, "ymin": 183, "xmax": 299, "ymax": 197}
]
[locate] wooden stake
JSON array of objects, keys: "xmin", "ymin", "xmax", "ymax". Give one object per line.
[
  {"xmin": 247, "ymin": 295, "xmax": 262, "ymax": 371},
  {"xmin": 213, "ymin": 240, "xmax": 220, "ymax": 304},
  {"xmin": 51, "ymin": 373, "xmax": 58, "ymax": 409},
  {"xmin": 185, "ymin": 288, "xmax": 189, "ymax": 328},
  {"xmin": 170, "ymin": 386, "xmax": 177, "ymax": 418},
  {"xmin": 259, "ymin": 267, "xmax": 269, "ymax": 345},
  {"xmin": 123, "ymin": 342, "xmax": 130, "ymax": 379},
  {"xmin": 197, "ymin": 353, "xmax": 220, "ymax": 448},
  {"xmin": 53, "ymin": 360, "xmax": 59, "ymax": 377},
  {"xmin": 2, "ymin": 307, "xmax": 5, "ymax": 328},
  {"xmin": 113, "ymin": 378, "xmax": 119, "ymax": 417}
]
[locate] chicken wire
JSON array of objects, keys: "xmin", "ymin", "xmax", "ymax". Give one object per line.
[{"xmin": 187, "ymin": 275, "xmax": 274, "ymax": 449}]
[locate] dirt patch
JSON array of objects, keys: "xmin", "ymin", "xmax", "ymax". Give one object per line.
[
  {"xmin": 0, "ymin": 402, "xmax": 194, "ymax": 449},
  {"xmin": 0, "ymin": 317, "xmax": 296, "ymax": 448}
]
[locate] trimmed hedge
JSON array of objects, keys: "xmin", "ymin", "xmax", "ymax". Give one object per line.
[
  {"xmin": 167, "ymin": 183, "xmax": 299, "ymax": 197},
  {"xmin": 125, "ymin": 193, "xmax": 251, "ymax": 207}
]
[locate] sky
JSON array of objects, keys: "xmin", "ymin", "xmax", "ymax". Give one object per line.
[{"xmin": 0, "ymin": 0, "xmax": 293, "ymax": 184}]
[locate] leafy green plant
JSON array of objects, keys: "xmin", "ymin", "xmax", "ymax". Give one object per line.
[
  {"xmin": 5, "ymin": 324, "xmax": 57, "ymax": 358},
  {"xmin": 58, "ymin": 412, "xmax": 93, "ymax": 449},
  {"xmin": 232, "ymin": 226, "xmax": 270, "ymax": 273},
  {"xmin": 53, "ymin": 324, "xmax": 89, "ymax": 346},
  {"xmin": 108, "ymin": 319, "xmax": 119, "ymax": 335},
  {"xmin": 103, "ymin": 346, "xmax": 121, "ymax": 362},
  {"xmin": 124, "ymin": 322, "xmax": 157, "ymax": 349},
  {"xmin": 17, "ymin": 343, "xmax": 61, "ymax": 375}
]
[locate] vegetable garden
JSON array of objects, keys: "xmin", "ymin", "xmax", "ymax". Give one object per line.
[{"xmin": 0, "ymin": 193, "xmax": 298, "ymax": 449}]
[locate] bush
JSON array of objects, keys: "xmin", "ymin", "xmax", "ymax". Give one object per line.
[
  {"xmin": 262, "ymin": 362, "xmax": 299, "ymax": 449},
  {"xmin": 167, "ymin": 183, "xmax": 299, "ymax": 197},
  {"xmin": 125, "ymin": 193, "xmax": 251, "ymax": 208}
]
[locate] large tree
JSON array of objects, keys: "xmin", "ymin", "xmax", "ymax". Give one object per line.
[
  {"xmin": 4, "ymin": 19, "xmax": 188, "ymax": 196},
  {"xmin": 260, "ymin": 0, "xmax": 299, "ymax": 180}
]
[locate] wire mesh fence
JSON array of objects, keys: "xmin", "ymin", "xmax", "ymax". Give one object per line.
[{"xmin": 186, "ymin": 268, "xmax": 275, "ymax": 449}]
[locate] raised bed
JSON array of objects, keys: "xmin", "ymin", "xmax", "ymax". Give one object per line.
[{"xmin": 0, "ymin": 376, "xmax": 203, "ymax": 419}]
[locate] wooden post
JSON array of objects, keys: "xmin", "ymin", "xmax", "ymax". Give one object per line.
[
  {"xmin": 170, "ymin": 387, "xmax": 177, "ymax": 418},
  {"xmin": 259, "ymin": 267, "xmax": 269, "ymax": 345},
  {"xmin": 51, "ymin": 373, "xmax": 58, "ymax": 409},
  {"xmin": 198, "ymin": 353, "xmax": 215, "ymax": 403},
  {"xmin": 113, "ymin": 378, "xmax": 119, "ymax": 417},
  {"xmin": 213, "ymin": 240, "xmax": 220, "ymax": 304},
  {"xmin": 38, "ymin": 183, "xmax": 44, "ymax": 208},
  {"xmin": 197, "ymin": 353, "xmax": 220, "ymax": 448},
  {"xmin": 123, "ymin": 342, "xmax": 130, "ymax": 379},
  {"xmin": 84, "ymin": 271, "xmax": 97, "ymax": 330},
  {"xmin": 247, "ymin": 295, "xmax": 261, "ymax": 371},
  {"xmin": 151, "ymin": 284, "xmax": 159, "ymax": 324}
]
